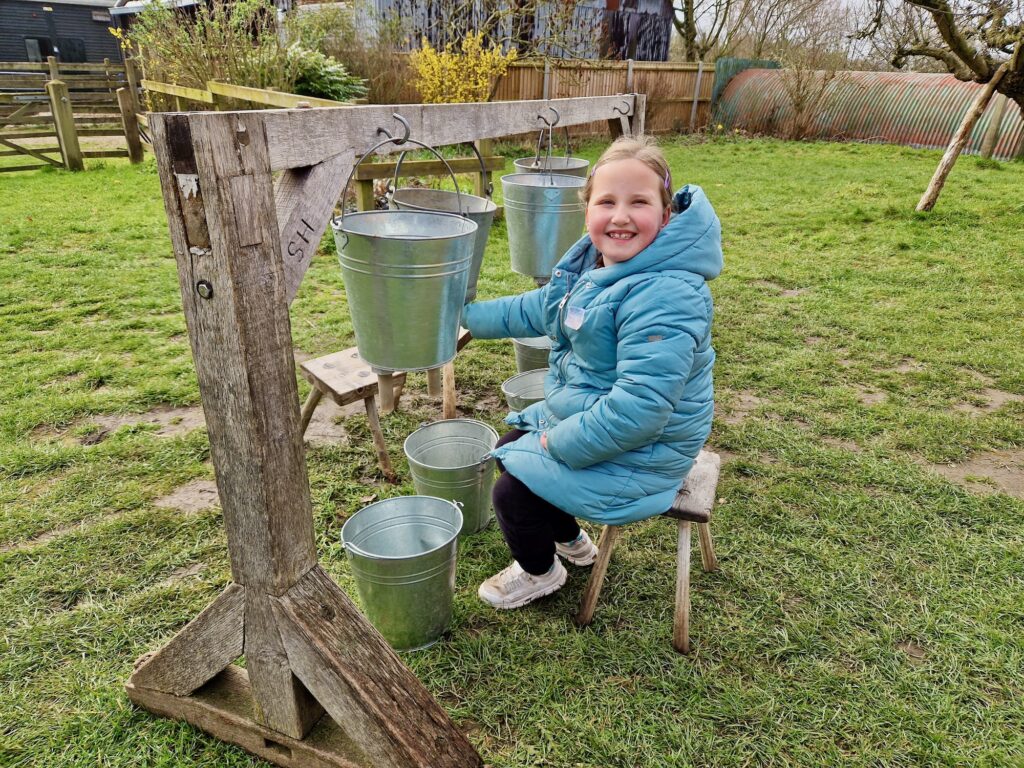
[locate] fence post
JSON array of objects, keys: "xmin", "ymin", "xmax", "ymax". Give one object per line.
[
  {"xmin": 473, "ymin": 139, "xmax": 493, "ymax": 199},
  {"xmin": 626, "ymin": 59, "xmax": 634, "ymax": 92},
  {"xmin": 118, "ymin": 87, "xmax": 144, "ymax": 164},
  {"xmin": 543, "ymin": 60, "xmax": 551, "ymax": 100},
  {"xmin": 980, "ymin": 93, "xmax": 1008, "ymax": 159},
  {"xmin": 47, "ymin": 55, "xmax": 60, "ymax": 80},
  {"xmin": 46, "ymin": 79, "xmax": 84, "ymax": 171},
  {"xmin": 124, "ymin": 57, "xmax": 142, "ymax": 113},
  {"xmin": 689, "ymin": 60, "xmax": 704, "ymax": 133}
]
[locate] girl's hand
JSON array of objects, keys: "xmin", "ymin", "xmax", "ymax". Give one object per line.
[{"xmin": 540, "ymin": 432, "xmax": 548, "ymax": 451}]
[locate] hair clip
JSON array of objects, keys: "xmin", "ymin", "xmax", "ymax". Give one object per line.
[{"xmin": 664, "ymin": 171, "xmax": 670, "ymax": 190}]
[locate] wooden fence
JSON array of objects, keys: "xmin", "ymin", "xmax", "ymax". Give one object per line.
[
  {"xmin": 395, "ymin": 59, "xmax": 714, "ymax": 138},
  {"xmin": 0, "ymin": 57, "xmax": 141, "ymax": 172}
]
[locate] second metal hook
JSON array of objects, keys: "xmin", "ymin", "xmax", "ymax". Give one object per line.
[
  {"xmin": 537, "ymin": 106, "xmax": 560, "ymax": 128},
  {"xmin": 376, "ymin": 113, "xmax": 411, "ymax": 145},
  {"xmin": 612, "ymin": 99, "xmax": 631, "ymax": 116}
]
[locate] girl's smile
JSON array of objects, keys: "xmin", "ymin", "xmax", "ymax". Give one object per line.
[{"xmin": 585, "ymin": 158, "xmax": 671, "ymax": 264}]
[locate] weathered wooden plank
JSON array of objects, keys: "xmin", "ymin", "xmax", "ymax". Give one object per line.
[
  {"xmin": 353, "ymin": 155, "xmax": 504, "ymax": 181},
  {"xmin": 82, "ymin": 149, "xmax": 131, "ymax": 158},
  {"xmin": 273, "ymin": 565, "xmax": 484, "ymax": 768},
  {"xmin": 47, "ymin": 79, "xmax": 83, "ymax": 171},
  {"xmin": 142, "ymin": 79, "xmax": 216, "ymax": 105},
  {"xmin": 119, "ymin": 87, "xmax": 144, "ymax": 164},
  {"xmin": 673, "ymin": 520, "xmax": 692, "ymax": 653},
  {"xmin": 207, "ymin": 80, "xmax": 345, "ymax": 109},
  {"xmin": 0, "ymin": 137, "xmax": 61, "ymax": 167},
  {"xmin": 275, "ymin": 152, "xmax": 353, "ymax": 305},
  {"xmin": 126, "ymin": 666, "xmax": 371, "ymax": 768},
  {"xmin": 0, "ymin": 60, "xmax": 125, "ymax": 73},
  {"xmin": 149, "ymin": 110, "xmax": 316, "ymax": 594},
  {"xmin": 0, "ymin": 147, "xmax": 58, "ymax": 157},
  {"xmin": 0, "ymin": 163, "xmax": 48, "ymax": 172},
  {"xmin": 244, "ymin": 590, "xmax": 324, "ymax": 739},
  {"xmin": 129, "ymin": 583, "xmax": 245, "ymax": 695},
  {"xmin": 666, "ymin": 449, "xmax": 720, "ymax": 523},
  {"xmin": 257, "ymin": 95, "xmax": 635, "ymax": 170}
]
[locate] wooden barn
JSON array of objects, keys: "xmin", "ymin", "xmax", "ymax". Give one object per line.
[{"xmin": 0, "ymin": 0, "xmax": 121, "ymax": 63}]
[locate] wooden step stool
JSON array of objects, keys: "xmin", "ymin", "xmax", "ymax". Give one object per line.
[
  {"xmin": 575, "ymin": 450, "xmax": 721, "ymax": 654},
  {"xmin": 297, "ymin": 330, "xmax": 472, "ymax": 482}
]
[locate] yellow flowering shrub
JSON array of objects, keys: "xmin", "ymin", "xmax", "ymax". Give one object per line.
[{"xmin": 410, "ymin": 32, "xmax": 517, "ymax": 104}]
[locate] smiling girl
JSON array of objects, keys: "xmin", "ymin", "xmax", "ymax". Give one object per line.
[{"xmin": 463, "ymin": 136, "xmax": 723, "ymax": 609}]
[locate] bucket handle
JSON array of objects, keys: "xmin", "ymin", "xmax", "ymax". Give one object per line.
[
  {"xmin": 530, "ymin": 107, "xmax": 573, "ymax": 183},
  {"xmin": 332, "ymin": 116, "xmax": 468, "ymax": 230},
  {"xmin": 390, "ymin": 141, "xmax": 492, "ymax": 202}
]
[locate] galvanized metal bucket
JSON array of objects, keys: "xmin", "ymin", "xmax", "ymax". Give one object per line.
[
  {"xmin": 501, "ymin": 172, "xmax": 585, "ymax": 279},
  {"xmin": 390, "ymin": 190, "xmax": 496, "ymax": 303},
  {"xmin": 403, "ymin": 419, "xmax": 498, "ymax": 536},
  {"xmin": 389, "ymin": 142, "xmax": 497, "ymax": 303},
  {"xmin": 512, "ymin": 156, "xmax": 589, "ymax": 177},
  {"xmin": 341, "ymin": 495, "xmax": 463, "ymax": 652},
  {"xmin": 512, "ymin": 336, "xmax": 552, "ymax": 372},
  {"xmin": 332, "ymin": 131, "xmax": 478, "ymax": 372},
  {"xmin": 501, "ymin": 368, "xmax": 547, "ymax": 411}
]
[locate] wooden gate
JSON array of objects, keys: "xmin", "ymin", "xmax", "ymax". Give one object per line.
[{"xmin": 0, "ymin": 58, "xmax": 136, "ymax": 172}]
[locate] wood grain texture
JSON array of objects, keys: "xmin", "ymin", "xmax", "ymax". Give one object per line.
[
  {"xmin": 273, "ymin": 565, "xmax": 484, "ymax": 768},
  {"xmin": 127, "ymin": 666, "xmax": 372, "ymax": 768},
  {"xmin": 673, "ymin": 520, "xmax": 692, "ymax": 654},
  {"xmin": 276, "ymin": 153, "xmax": 354, "ymax": 305},
  {"xmin": 150, "ymin": 111, "xmax": 315, "ymax": 594},
  {"xmin": 253, "ymin": 96, "xmax": 636, "ymax": 170},
  {"xmin": 575, "ymin": 524, "xmax": 622, "ymax": 627},
  {"xmin": 245, "ymin": 589, "xmax": 324, "ymax": 739},
  {"xmin": 666, "ymin": 450, "xmax": 720, "ymax": 523},
  {"xmin": 697, "ymin": 522, "xmax": 718, "ymax": 572},
  {"xmin": 128, "ymin": 584, "xmax": 244, "ymax": 696}
]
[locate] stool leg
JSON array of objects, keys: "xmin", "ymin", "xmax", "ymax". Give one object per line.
[
  {"xmin": 364, "ymin": 396, "xmax": 397, "ymax": 483},
  {"xmin": 441, "ymin": 362, "xmax": 456, "ymax": 420},
  {"xmin": 376, "ymin": 373, "xmax": 396, "ymax": 415},
  {"xmin": 697, "ymin": 522, "xmax": 718, "ymax": 572},
  {"xmin": 299, "ymin": 387, "xmax": 322, "ymax": 436},
  {"xmin": 673, "ymin": 520, "xmax": 692, "ymax": 654},
  {"xmin": 575, "ymin": 525, "xmax": 621, "ymax": 627},
  {"xmin": 426, "ymin": 367, "xmax": 442, "ymax": 396}
]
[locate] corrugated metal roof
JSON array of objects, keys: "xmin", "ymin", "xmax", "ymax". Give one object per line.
[{"xmin": 714, "ymin": 69, "xmax": 1024, "ymax": 161}]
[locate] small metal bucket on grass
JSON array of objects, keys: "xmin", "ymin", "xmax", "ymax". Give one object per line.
[
  {"xmin": 512, "ymin": 336, "xmax": 552, "ymax": 372},
  {"xmin": 341, "ymin": 495, "xmax": 463, "ymax": 651},
  {"xmin": 501, "ymin": 172, "xmax": 585, "ymax": 280},
  {"xmin": 501, "ymin": 369, "xmax": 547, "ymax": 411},
  {"xmin": 332, "ymin": 126, "xmax": 477, "ymax": 372},
  {"xmin": 390, "ymin": 144, "xmax": 497, "ymax": 303},
  {"xmin": 404, "ymin": 419, "xmax": 498, "ymax": 536}
]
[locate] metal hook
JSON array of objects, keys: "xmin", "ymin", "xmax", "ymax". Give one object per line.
[
  {"xmin": 537, "ymin": 105, "xmax": 560, "ymax": 128},
  {"xmin": 612, "ymin": 99, "xmax": 631, "ymax": 116},
  {"xmin": 375, "ymin": 113, "xmax": 411, "ymax": 145}
]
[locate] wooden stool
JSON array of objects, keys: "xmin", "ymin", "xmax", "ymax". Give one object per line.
[
  {"xmin": 298, "ymin": 330, "xmax": 472, "ymax": 481},
  {"xmin": 575, "ymin": 450, "xmax": 721, "ymax": 654}
]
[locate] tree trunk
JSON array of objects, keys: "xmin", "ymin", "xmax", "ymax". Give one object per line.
[{"xmin": 916, "ymin": 62, "xmax": 1008, "ymax": 212}]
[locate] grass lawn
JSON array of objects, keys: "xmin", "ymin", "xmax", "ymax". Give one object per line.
[{"xmin": 1, "ymin": 137, "xmax": 1023, "ymax": 767}]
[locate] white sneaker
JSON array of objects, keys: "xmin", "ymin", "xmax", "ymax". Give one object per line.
[
  {"xmin": 555, "ymin": 530, "xmax": 599, "ymax": 566},
  {"xmin": 478, "ymin": 559, "xmax": 568, "ymax": 609}
]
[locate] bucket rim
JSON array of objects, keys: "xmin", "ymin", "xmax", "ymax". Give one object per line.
[
  {"xmin": 513, "ymin": 336, "xmax": 553, "ymax": 349},
  {"xmin": 403, "ymin": 418, "xmax": 499, "ymax": 471},
  {"xmin": 500, "ymin": 172, "xmax": 587, "ymax": 188},
  {"xmin": 513, "ymin": 156, "xmax": 589, "ymax": 168},
  {"xmin": 331, "ymin": 209, "xmax": 478, "ymax": 241},
  {"xmin": 391, "ymin": 187, "xmax": 498, "ymax": 215},
  {"xmin": 341, "ymin": 495, "xmax": 463, "ymax": 561},
  {"xmin": 501, "ymin": 368, "xmax": 548, "ymax": 393}
]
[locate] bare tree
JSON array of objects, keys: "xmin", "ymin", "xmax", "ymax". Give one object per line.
[
  {"xmin": 858, "ymin": 1, "xmax": 1024, "ymax": 112},
  {"xmin": 673, "ymin": 0, "xmax": 747, "ymax": 61}
]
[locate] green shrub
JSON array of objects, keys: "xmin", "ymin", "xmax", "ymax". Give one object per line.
[{"xmin": 287, "ymin": 45, "xmax": 367, "ymax": 102}]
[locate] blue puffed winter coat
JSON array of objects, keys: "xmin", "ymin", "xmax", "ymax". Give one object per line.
[{"xmin": 463, "ymin": 185, "xmax": 722, "ymax": 525}]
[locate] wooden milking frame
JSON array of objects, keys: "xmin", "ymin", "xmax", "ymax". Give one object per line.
[{"xmin": 126, "ymin": 94, "xmax": 645, "ymax": 768}]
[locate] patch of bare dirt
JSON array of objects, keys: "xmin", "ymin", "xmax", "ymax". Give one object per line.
[
  {"xmin": 154, "ymin": 479, "xmax": 220, "ymax": 514},
  {"xmin": 780, "ymin": 288, "xmax": 807, "ymax": 298},
  {"xmin": 718, "ymin": 392, "xmax": 765, "ymax": 425},
  {"xmin": 854, "ymin": 385, "xmax": 887, "ymax": 405},
  {"xmin": 953, "ymin": 388, "xmax": 1024, "ymax": 416},
  {"xmin": 894, "ymin": 358, "xmax": 924, "ymax": 373},
  {"xmin": 804, "ymin": 336, "xmax": 824, "ymax": 346},
  {"xmin": 32, "ymin": 406, "xmax": 206, "ymax": 445},
  {"xmin": 157, "ymin": 562, "xmax": 207, "ymax": 588},
  {"xmin": 304, "ymin": 399, "xmax": 361, "ymax": 447},
  {"xmin": 926, "ymin": 449, "xmax": 1024, "ymax": 499},
  {"xmin": 897, "ymin": 640, "xmax": 927, "ymax": 665},
  {"xmin": 822, "ymin": 436, "xmax": 862, "ymax": 453},
  {"xmin": 753, "ymin": 280, "xmax": 783, "ymax": 291}
]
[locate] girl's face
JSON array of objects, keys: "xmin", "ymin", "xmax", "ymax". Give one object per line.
[{"xmin": 585, "ymin": 158, "xmax": 671, "ymax": 265}]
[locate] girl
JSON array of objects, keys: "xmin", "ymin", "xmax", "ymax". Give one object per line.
[{"xmin": 463, "ymin": 136, "xmax": 722, "ymax": 609}]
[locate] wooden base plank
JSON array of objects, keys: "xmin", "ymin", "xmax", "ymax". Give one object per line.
[{"xmin": 126, "ymin": 666, "xmax": 371, "ymax": 768}]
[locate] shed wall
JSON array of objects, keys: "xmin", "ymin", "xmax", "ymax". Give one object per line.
[
  {"xmin": 0, "ymin": 0, "xmax": 121, "ymax": 63},
  {"xmin": 715, "ymin": 69, "xmax": 1024, "ymax": 161}
]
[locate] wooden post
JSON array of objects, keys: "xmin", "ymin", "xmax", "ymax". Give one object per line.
[
  {"xmin": 689, "ymin": 61, "xmax": 704, "ymax": 133},
  {"xmin": 426, "ymin": 367, "xmax": 442, "ymax": 396},
  {"xmin": 47, "ymin": 55, "xmax": 59, "ymax": 80},
  {"xmin": 125, "ymin": 57, "xmax": 142, "ymax": 114},
  {"xmin": 673, "ymin": 520, "xmax": 692, "ymax": 654},
  {"xmin": 917, "ymin": 62, "xmax": 1009, "ymax": 211},
  {"xmin": 355, "ymin": 178, "xmax": 375, "ymax": 211},
  {"xmin": 979, "ymin": 93, "xmax": 1008, "ymax": 159},
  {"xmin": 543, "ymin": 60, "xmax": 551, "ymax": 100},
  {"xmin": 473, "ymin": 139, "xmax": 493, "ymax": 198},
  {"xmin": 118, "ymin": 87, "xmax": 144, "ymax": 164},
  {"xmin": 46, "ymin": 79, "xmax": 83, "ymax": 171},
  {"xmin": 625, "ymin": 59, "xmax": 634, "ymax": 92},
  {"xmin": 442, "ymin": 362, "xmax": 456, "ymax": 420}
]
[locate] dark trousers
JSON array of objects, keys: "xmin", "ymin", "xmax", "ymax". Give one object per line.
[{"xmin": 493, "ymin": 429, "xmax": 581, "ymax": 575}]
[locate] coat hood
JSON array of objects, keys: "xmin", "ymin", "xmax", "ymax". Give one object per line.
[{"xmin": 556, "ymin": 184, "xmax": 723, "ymax": 285}]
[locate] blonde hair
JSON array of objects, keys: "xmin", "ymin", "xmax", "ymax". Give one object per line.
[{"xmin": 581, "ymin": 135, "xmax": 672, "ymax": 209}]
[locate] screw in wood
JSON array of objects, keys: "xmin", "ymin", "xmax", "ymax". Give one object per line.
[{"xmin": 196, "ymin": 280, "xmax": 214, "ymax": 299}]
